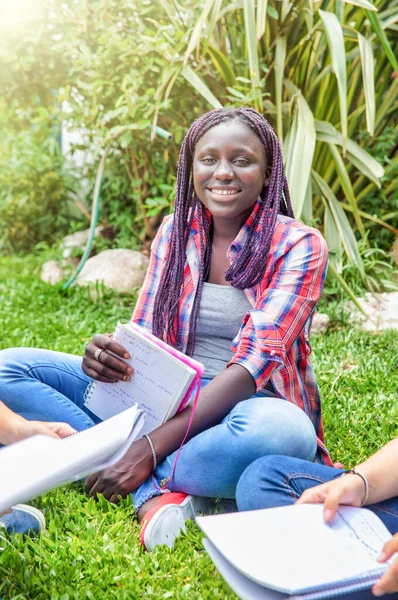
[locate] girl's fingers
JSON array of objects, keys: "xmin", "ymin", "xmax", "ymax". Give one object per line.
[
  {"xmin": 378, "ymin": 535, "xmax": 398, "ymax": 562},
  {"xmin": 322, "ymin": 488, "xmax": 344, "ymax": 522},
  {"xmin": 83, "ymin": 364, "xmax": 119, "ymax": 384},
  {"xmin": 296, "ymin": 483, "xmax": 329, "ymax": 505},
  {"xmin": 92, "ymin": 334, "xmax": 130, "ymax": 359},
  {"xmin": 92, "ymin": 349, "xmax": 133, "ymax": 378},
  {"xmin": 372, "ymin": 557, "xmax": 398, "ymax": 596},
  {"xmin": 47, "ymin": 422, "xmax": 76, "ymax": 438}
]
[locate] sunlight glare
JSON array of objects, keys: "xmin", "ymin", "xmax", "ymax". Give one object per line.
[{"xmin": 0, "ymin": 0, "xmax": 38, "ymax": 31}]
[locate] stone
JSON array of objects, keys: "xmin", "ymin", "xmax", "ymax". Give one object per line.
[
  {"xmin": 41, "ymin": 260, "xmax": 63, "ymax": 285},
  {"xmin": 75, "ymin": 249, "xmax": 149, "ymax": 291},
  {"xmin": 311, "ymin": 312, "xmax": 330, "ymax": 334},
  {"xmin": 61, "ymin": 226, "xmax": 113, "ymax": 259},
  {"xmin": 349, "ymin": 292, "xmax": 398, "ymax": 332}
]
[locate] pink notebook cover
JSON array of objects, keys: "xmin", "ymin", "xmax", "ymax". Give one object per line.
[{"xmin": 128, "ymin": 321, "xmax": 204, "ymax": 412}]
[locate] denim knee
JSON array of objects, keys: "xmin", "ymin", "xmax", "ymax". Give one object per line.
[
  {"xmin": 236, "ymin": 456, "xmax": 281, "ymax": 511},
  {"xmin": 0, "ymin": 348, "xmax": 21, "ymax": 385},
  {"xmin": 228, "ymin": 398, "xmax": 317, "ymax": 461},
  {"xmin": 236, "ymin": 455, "xmax": 308, "ymax": 512}
]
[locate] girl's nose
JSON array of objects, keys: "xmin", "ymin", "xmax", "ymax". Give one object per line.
[{"xmin": 214, "ymin": 159, "xmax": 233, "ymax": 180}]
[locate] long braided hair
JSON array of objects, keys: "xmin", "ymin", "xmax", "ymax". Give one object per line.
[{"xmin": 152, "ymin": 107, "xmax": 293, "ymax": 350}]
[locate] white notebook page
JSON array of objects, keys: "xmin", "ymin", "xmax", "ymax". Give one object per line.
[
  {"xmin": 0, "ymin": 405, "xmax": 144, "ymax": 513},
  {"xmin": 85, "ymin": 323, "xmax": 195, "ymax": 430},
  {"xmin": 203, "ymin": 538, "xmax": 288, "ymax": 600},
  {"xmin": 196, "ymin": 504, "xmax": 392, "ymax": 595}
]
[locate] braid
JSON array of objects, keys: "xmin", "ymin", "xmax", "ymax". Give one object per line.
[{"xmin": 153, "ymin": 108, "xmax": 293, "ymax": 350}]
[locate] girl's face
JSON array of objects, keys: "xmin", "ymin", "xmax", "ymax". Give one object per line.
[{"xmin": 193, "ymin": 120, "xmax": 267, "ymax": 225}]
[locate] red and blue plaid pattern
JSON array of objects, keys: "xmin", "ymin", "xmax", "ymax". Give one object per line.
[{"xmin": 132, "ymin": 201, "xmax": 332, "ymax": 464}]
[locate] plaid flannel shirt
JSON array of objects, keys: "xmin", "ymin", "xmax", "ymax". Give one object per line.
[{"xmin": 132, "ymin": 200, "xmax": 332, "ymax": 464}]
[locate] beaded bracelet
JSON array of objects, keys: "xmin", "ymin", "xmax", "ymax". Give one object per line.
[
  {"xmin": 143, "ymin": 434, "xmax": 157, "ymax": 472},
  {"xmin": 343, "ymin": 468, "xmax": 369, "ymax": 506}
]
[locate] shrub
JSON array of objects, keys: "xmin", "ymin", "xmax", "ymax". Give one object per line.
[{"xmin": 0, "ymin": 131, "xmax": 77, "ymax": 252}]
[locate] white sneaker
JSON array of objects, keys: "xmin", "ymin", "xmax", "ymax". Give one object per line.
[
  {"xmin": 0, "ymin": 504, "xmax": 45, "ymax": 535},
  {"xmin": 140, "ymin": 492, "xmax": 210, "ymax": 551}
]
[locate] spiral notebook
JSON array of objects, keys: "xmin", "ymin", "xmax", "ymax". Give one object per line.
[
  {"xmin": 197, "ymin": 504, "xmax": 397, "ymax": 599},
  {"xmin": 84, "ymin": 321, "xmax": 204, "ymax": 435},
  {"xmin": 0, "ymin": 405, "xmax": 145, "ymax": 513}
]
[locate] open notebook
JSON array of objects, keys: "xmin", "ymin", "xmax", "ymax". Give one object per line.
[
  {"xmin": 0, "ymin": 405, "xmax": 144, "ymax": 513},
  {"xmin": 197, "ymin": 504, "xmax": 398, "ymax": 599},
  {"xmin": 84, "ymin": 322, "xmax": 204, "ymax": 435}
]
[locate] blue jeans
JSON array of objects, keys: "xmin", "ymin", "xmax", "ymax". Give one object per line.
[
  {"xmin": 0, "ymin": 348, "xmax": 99, "ymax": 430},
  {"xmin": 0, "ymin": 348, "xmax": 317, "ymax": 511},
  {"xmin": 236, "ymin": 455, "xmax": 398, "ymax": 535}
]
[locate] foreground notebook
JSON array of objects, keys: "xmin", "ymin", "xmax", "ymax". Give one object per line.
[
  {"xmin": 197, "ymin": 504, "xmax": 398, "ymax": 599},
  {"xmin": 0, "ymin": 405, "xmax": 145, "ymax": 513},
  {"xmin": 85, "ymin": 321, "xmax": 204, "ymax": 434}
]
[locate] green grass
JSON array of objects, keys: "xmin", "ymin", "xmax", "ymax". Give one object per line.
[{"xmin": 1, "ymin": 254, "xmax": 397, "ymax": 599}]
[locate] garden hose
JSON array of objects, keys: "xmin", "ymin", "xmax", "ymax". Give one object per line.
[
  {"xmin": 62, "ymin": 145, "xmax": 110, "ymax": 289},
  {"xmin": 62, "ymin": 125, "xmax": 172, "ymax": 290}
]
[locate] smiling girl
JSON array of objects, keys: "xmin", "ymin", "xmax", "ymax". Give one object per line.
[{"xmin": 0, "ymin": 108, "xmax": 330, "ymax": 550}]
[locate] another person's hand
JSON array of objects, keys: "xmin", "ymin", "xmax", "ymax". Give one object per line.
[
  {"xmin": 296, "ymin": 474, "xmax": 398, "ymax": 596},
  {"xmin": 85, "ymin": 437, "xmax": 153, "ymax": 503},
  {"xmin": 6, "ymin": 416, "xmax": 76, "ymax": 445},
  {"xmin": 373, "ymin": 533, "xmax": 398, "ymax": 596},
  {"xmin": 82, "ymin": 333, "xmax": 133, "ymax": 383},
  {"xmin": 295, "ymin": 472, "xmax": 366, "ymax": 522}
]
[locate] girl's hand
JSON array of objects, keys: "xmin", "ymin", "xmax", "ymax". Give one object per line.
[
  {"xmin": 5, "ymin": 415, "xmax": 76, "ymax": 445},
  {"xmin": 373, "ymin": 533, "xmax": 398, "ymax": 596},
  {"xmin": 82, "ymin": 333, "xmax": 133, "ymax": 383},
  {"xmin": 85, "ymin": 437, "xmax": 153, "ymax": 503},
  {"xmin": 296, "ymin": 473, "xmax": 366, "ymax": 522}
]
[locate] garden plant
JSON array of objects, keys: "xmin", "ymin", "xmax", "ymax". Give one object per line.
[{"xmin": 0, "ymin": 0, "xmax": 397, "ymax": 597}]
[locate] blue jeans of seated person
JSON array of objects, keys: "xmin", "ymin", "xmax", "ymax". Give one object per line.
[
  {"xmin": 236, "ymin": 455, "xmax": 398, "ymax": 535},
  {"xmin": 0, "ymin": 348, "xmax": 317, "ymax": 511}
]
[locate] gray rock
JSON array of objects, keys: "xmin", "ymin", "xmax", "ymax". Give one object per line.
[
  {"xmin": 61, "ymin": 226, "xmax": 112, "ymax": 259},
  {"xmin": 349, "ymin": 292, "xmax": 398, "ymax": 332},
  {"xmin": 75, "ymin": 249, "xmax": 149, "ymax": 291},
  {"xmin": 311, "ymin": 312, "xmax": 330, "ymax": 334},
  {"xmin": 41, "ymin": 260, "xmax": 63, "ymax": 285}
]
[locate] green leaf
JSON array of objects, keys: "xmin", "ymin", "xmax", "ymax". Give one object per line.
[
  {"xmin": 315, "ymin": 120, "xmax": 384, "ymax": 185},
  {"xmin": 325, "ymin": 204, "xmax": 343, "ymax": 273},
  {"xmin": 184, "ymin": 0, "xmax": 215, "ymax": 65},
  {"xmin": 346, "ymin": 151, "xmax": 382, "ymax": 187},
  {"xmin": 340, "ymin": 0, "xmax": 377, "ymax": 10},
  {"xmin": 318, "ymin": 10, "xmax": 348, "ymax": 153},
  {"xmin": 202, "ymin": 0, "xmax": 223, "ymax": 56},
  {"xmin": 208, "ymin": 44, "xmax": 236, "ymax": 87},
  {"xmin": 285, "ymin": 93, "xmax": 316, "ymax": 219},
  {"xmin": 274, "ymin": 37, "xmax": 286, "ymax": 149},
  {"xmin": 357, "ymin": 33, "xmax": 375, "ymax": 136},
  {"xmin": 226, "ymin": 86, "xmax": 246, "ymax": 99},
  {"xmin": 313, "ymin": 171, "xmax": 364, "ymax": 278},
  {"xmin": 327, "ymin": 262, "xmax": 370, "ymax": 317},
  {"xmin": 256, "ymin": 0, "xmax": 268, "ymax": 40},
  {"xmin": 328, "ymin": 144, "xmax": 366, "ymax": 239},
  {"xmin": 267, "ymin": 5, "xmax": 279, "ymax": 20},
  {"xmin": 366, "ymin": 9, "xmax": 398, "ymax": 72},
  {"xmin": 301, "ymin": 177, "xmax": 313, "ymax": 222},
  {"xmin": 181, "ymin": 66, "xmax": 223, "ymax": 109},
  {"xmin": 243, "ymin": 0, "xmax": 263, "ymax": 111}
]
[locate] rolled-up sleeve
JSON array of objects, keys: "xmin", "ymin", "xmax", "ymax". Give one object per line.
[{"xmin": 228, "ymin": 229, "xmax": 328, "ymax": 391}]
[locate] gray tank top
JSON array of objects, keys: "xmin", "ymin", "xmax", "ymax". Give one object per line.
[{"xmin": 188, "ymin": 282, "xmax": 275, "ymax": 395}]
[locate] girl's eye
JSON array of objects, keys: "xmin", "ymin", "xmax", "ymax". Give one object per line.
[
  {"xmin": 201, "ymin": 157, "xmax": 215, "ymax": 164},
  {"xmin": 235, "ymin": 159, "xmax": 250, "ymax": 166}
]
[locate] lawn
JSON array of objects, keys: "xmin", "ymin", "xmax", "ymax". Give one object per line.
[{"xmin": 1, "ymin": 254, "xmax": 397, "ymax": 600}]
